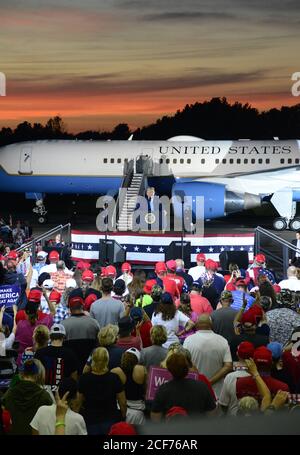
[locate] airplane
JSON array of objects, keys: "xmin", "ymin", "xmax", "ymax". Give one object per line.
[{"xmin": 0, "ymin": 136, "xmax": 300, "ymax": 230}]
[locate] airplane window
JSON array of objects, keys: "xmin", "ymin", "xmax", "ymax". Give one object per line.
[
  {"xmin": 251, "ymin": 159, "xmax": 255, "ymax": 164},
  {"xmin": 266, "ymin": 158, "xmax": 270, "ymax": 164},
  {"xmin": 166, "ymin": 158, "xmax": 170, "ymax": 164},
  {"xmin": 103, "ymin": 158, "xmax": 107, "ymax": 163},
  {"xmin": 237, "ymin": 159, "xmax": 241, "ymax": 164},
  {"xmin": 187, "ymin": 159, "xmax": 191, "ymax": 164},
  {"xmin": 296, "ymin": 158, "xmax": 300, "ymax": 164},
  {"xmin": 258, "ymin": 159, "xmax": 262, "ymax": 164},
  {"xmin": 180, "ymin": 159, "xmax": 184, "ymax": 164},
  {"xmin": 244, "ymin": 159, "xmax": 248, "ymax": 164},
  {"xmin": 215, "ymin": 159, "xmax": 219, "ymax": 164},
  {"xmin": 288, "ymin": 158, "xmax": 292, "ymax": 164},
  {"xmin": 201, "ymin": 159, "xmax": 205, "ymax": 164},
  {"xmin": 110, "ymin": 158, "xmax": 114, "ymax": 163},
  {"xmin": 173, "ymin": 159, "xmax": 177, "ymax": 164},
  {"xmin": 280, "ymin": 159, "xmax": 284, "ymax": 164},
  {"xmin": 117, "ymin": 158, "xmax": 121, "ymax": 163},
  {"xmin": 229, "ymin": 159, "xmax": 234, "ymax": 164},
  {"xmin": 124, "ymin": 158, "xmax": 128, "ymax": 163},
  {"xmin": 159, "ymin": 158, "xmax": 163, "ymax": 164},
  {"xmin": 222, "ymin": 159, "xmax": 226, "ymax": 164}
]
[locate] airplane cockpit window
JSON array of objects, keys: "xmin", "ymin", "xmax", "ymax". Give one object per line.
[
  {"xmin": 110, "ymin": 158, "xmax": 114, "ymax": 163},
  {"xmin": 280, "ymin": 159, "xmax": 284, "ymax": 164},
  {"xmin": 103, "ymin": 158, "xmax": 107, "ymax": 163},
  {"xmin": 251, "ymin": 159, "xmax": 255, "ymax": 164}
]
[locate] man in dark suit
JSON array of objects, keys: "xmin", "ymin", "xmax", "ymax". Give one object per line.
[{"xmin": 290, "ymin": 231, "xmax": 300, "ymax": 267}]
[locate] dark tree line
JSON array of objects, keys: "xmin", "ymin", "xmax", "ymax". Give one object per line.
[{"xmin": 1, "ymin": 98, "xmax": 300, "ymax": 146}]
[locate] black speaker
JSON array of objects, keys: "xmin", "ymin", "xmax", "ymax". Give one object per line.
[
  {"xmin": 165, "ymin": 241, "xmax": 191, "ymax": 268},
  {"xmin": 99, "ymin": 239, "xmax": 126, "ymax": 265},
  {"xmin": 219, "ymin": 250, "xmax": 249, "ymax": 271}
]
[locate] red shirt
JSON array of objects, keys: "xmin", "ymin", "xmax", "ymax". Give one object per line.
[
  {"xmin": 236, "ymin": 375, "xmax": 289, "ymax": 401},
  {"xmin": 16, "ymin": 310, "xmax": 51, "ymax": 325},
  {"xmin": 189, "ymin": 294, "xmax": 213, "ymax": 315},
  {"xmin": 132, "ymin": 320, "xmax": 152, "ymax": 348},
  {"xmin": 166, "ymin": 273, "xmax": 185, "ymax": 294},
  {"xmin": 116, "ymin": 336, "xmax": 142, "ymax": 351}
]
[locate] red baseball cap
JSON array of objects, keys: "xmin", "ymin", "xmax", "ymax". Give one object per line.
[
  {"xmin": 144, "ymin": 279, "xmax": 156, "ymax": 294},
  {"xmin": 82, "ymin": 270, "xmax": 94, "ymax": 283},
  {"xmin": 76, "ymin": 261, "xmax": 91, "ymax": 271},
  {"xmin": 49, "ymin": 250, "xmax": 60, "ymax": 261},
  {"xmin": 155, "ymin": 262, "xmax": 167, "ymax": 274},
  {"xmin": 246, "ymin": 305, "xmax": 263, "ymax": 322},
  {"xmin": 236, "ymin": 278, "xmax": 247, "ymax": 287},
  {"xmin": 121, "ymin": 262, "xmax": 131, "ymax": 273},
  {"xmin": 108, "ymin": 422, "xmax": 137, "ymax": 435},
  {"xmin": 106, "ymin": 265, "xmax": 117, "ymax": 277},
  {"xmin": 196, "ymin": 253, "xmax": 206, "ymax": 262},
  {"xmin": 84, "ymin": 293, "xmax": 98, "ymax": 311},
  {"xmin": 166, "ymin": 260, "xmax": 177, "ymax": 272},
  {"xmin": 68, "ymin": 296, "xmax": 84, "ymax": 308},
  {"xmin": 253, "ymin": 346, "xmax": 272, "ymax": 366},
  {"xmin": 241, "ymin": 310, "xmax": 257, "ymax": 326},
  {"xmin": 237, "ymin": 341, "xmax": 255, "ymax": 360},
  {"xmin": 7, "ymin": 250, "xmax": 18, "ymax": 260},
  {"xmin": 166, "ymin": 406, "xmax": 188, "ymax": 421},
  {"xmin": 49, "ymin": 290, "xmax": 61, "ymax": 304},
  {"xmin": 255, "ymin": 254, "xmax": 266, "ymax": 264},
  {"xmin": 205, "ymin": 259, "xmax": 217, "ymax": 270},
  {"xmin": 28, "ymin": 289, "xmax": 42, "ymax": 303},
  {"xmin": 100, "ymin": 267, "xmax": 107, "ymax": 277},
  {"xmin": 162, "ymin": 277, "xmax": 179, "ymax": 299}
]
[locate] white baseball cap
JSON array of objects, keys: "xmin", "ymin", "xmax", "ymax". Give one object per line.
[
  {"xmin": 126, "ymin": 347, "xmax": 141, "ymax": 362},
  {"xmin": 37, "ymin": 251, "xmax": 48, "ymax": 259},
  {"xmin": 43, "ymin": 279, "xmax": 54, "ymax": 289}
]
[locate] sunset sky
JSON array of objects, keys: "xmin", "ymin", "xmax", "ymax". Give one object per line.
[{"xmin": 0, "ymin": 0, "xmax": 299, "ymax": 132}]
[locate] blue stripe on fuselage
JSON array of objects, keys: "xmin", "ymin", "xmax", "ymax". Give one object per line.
[{"xmin": 0, "ymin": 169, "xmax": 122, "ymax": 195}]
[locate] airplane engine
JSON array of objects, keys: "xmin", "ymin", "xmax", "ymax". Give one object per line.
[{"xmin": 172, "ymin": 182, "xmax": 261, "ymax": 221}]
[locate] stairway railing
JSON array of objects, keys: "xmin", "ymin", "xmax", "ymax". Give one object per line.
[{"xmin": 255, "ymin": 226, "xmax": 300, "ymax": 279}]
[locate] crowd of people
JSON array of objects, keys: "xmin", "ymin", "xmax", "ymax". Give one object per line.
[{"xmin": 1, "ymin": 228, "xmax": 300, "ymax": 435}]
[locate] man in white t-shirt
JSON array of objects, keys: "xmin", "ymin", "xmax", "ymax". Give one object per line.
[
  {"xmin": 218, "ymin": 341, "xmax": 253, "ymax": 415},
  {"xmin": 183, "ymin": 314, "xmax": 232, "ymax": 398},
  {"xmin": 30, "ymin": 378, "xmax": 87, "ymax": 435},
  {"xmin": 278, "ymin": 266, "xmax": 300, "ymax": 292},
  {"xmin": 188, "ymin": 253, "xmax": 206, "ymax": 281}
]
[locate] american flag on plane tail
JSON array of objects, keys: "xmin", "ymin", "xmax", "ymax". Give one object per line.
[{"xmin": 71, "ymin": 230, "xmax": 255, "ymax": 265}]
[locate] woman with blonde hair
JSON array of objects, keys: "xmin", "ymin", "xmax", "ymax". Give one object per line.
[
  {"xmin": 32, "ymin": 325, "xmax": 50, "ymax": 352},
  {"xmin": 83, "ymin": 324, "xmax": 125, "ymax": 373},
  {"xmin": 78, "ymin": 347, "xmax": 127, "ymax": 435}
]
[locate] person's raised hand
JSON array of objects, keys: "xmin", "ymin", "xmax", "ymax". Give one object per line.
[{"xmin": 244, "ymin": 358, "xmax": 259, "ymax": 377}]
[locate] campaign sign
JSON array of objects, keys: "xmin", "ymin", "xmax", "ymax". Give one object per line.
[
  {"xmin": 146, "ymin": 366, "xmax": 198, "ymax": 401},
  {"xmin": 0, "ymin": 285, "xmax": 21, "ymax": 308}
]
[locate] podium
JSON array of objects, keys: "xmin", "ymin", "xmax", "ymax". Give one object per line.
[
  {"xmin": 99, "ymin": 239, "xmax": 126, "ymax": 265},
  {"xmin": 165, "ymin": 241, "xmax": 191, "ymax": 268}
]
